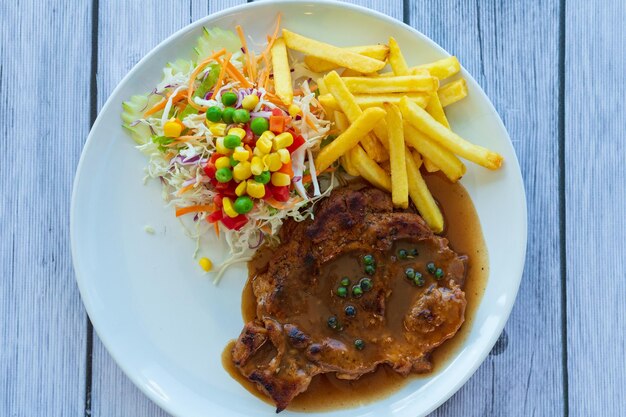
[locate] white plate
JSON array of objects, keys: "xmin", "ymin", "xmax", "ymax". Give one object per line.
[{"xmin": 71, "ymin": 1, "xmax": 527, "ymax": 416}]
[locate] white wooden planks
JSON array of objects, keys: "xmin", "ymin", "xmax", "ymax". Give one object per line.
[
  {"xmin": 565, "ymin": 2, "xmax": 626, "ymax": 415},
  {"xmin": 407, "ymin": 1, "xmax": 565, "ymax": 416},
  {"xmin": 0, "ymin": 1, "xmax": 92, "ymax": 416}
]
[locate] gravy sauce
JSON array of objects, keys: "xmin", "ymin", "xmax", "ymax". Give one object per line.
[{"xmin": 223, "ymin": 172, "xmax": 489, "ymax": 412}]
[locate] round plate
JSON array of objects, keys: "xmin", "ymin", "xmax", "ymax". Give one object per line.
[{"xmin": 71, "ymin": 1, "xmax": 527, "ymax": 416}]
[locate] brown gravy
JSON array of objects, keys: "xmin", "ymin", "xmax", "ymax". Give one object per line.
[{"xmin": 222, "ymin": 172, "xmax": 489, "ymax": 412}]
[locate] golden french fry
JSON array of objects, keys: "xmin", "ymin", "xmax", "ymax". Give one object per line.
[
  {"xmin": 270, "ymin": 38, "xmax": 293, "ymax": 105},
  {"xmin": 438, "ymin": 78, "xmax": 468, "ymax": 107},
  {"xmin": 304, "ymin": 44, "xmax": 389, "ymax": 72},
  {"xmin": 416, "ymin": 56, "xmax": 461, "ymax": 80},
  {"xmin": 316, "ymin": 78, "xmax": 329, "ymax": 95},
  {"xmin": 384, "ymin": 103, "xmax": 408, "ymax": 208},
  {"xmin": 342, "ymin": 75, "xmax": 438, "ymax": 94},
  {"xmin": 334, "ymin": 111, "xmax": 360, "ymax": 176},
  {"xmin": 400, "ymin": 97, "xmax": 503, "ymax": 170},
  {"xmin": 350, "ymin": 145, "xmax": 392, "ymax": 191},
  {"xmin": 405, "ymin": 146, "xmax": 444, "ymax": 233},
  {"xmin": 373, "ymin": 119, "xmax": 389, "ymax": 150},
  {"xmin": 423, "ymin": 157, "xmax": 440, "ymax": 172},
  {"xmin": 388, "ymin": 37, "xmax": 409, "ymax": 76},
  {"xmin": 403, "ymin": 121, "xmax": 466, "ymax": 181},
  {"xmin": 426, "ymin": 92, "xmax": 450, "ymax": 128},
  {"xmin": 341, "ymin": 68, "xmax": 364, "ymax": 77},
  {"xmin": 317, "ymin": 93, "xmax": 430, "ymax": 111},
  {"xmin": 315, "ymin": 107, "xmax": 386, "ymax": 172},
  {"xmin": 376, "ymin": 68, "xmax": 430, "ymax": 78},
  {"xmin": 324, "ymin": 71, "xmax": 388, "ymax": 162},
  {"xmin": 283, "ymin": 30, "xmax": 386, "ymax": 73},
  {"xmin": 412, "ymin": 150, "xmax": 423, "ymax": 168}
]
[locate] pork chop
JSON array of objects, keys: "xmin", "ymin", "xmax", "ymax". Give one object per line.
[{"xmin": 232, "ymin": 185, "xmax": 467, "ymax": 411}]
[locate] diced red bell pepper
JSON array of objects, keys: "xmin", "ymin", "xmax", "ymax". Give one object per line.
[
  {"xmin": 209, "ymin": 152, "xmax": 221, "ymax": 164},
  {"xmin": 269, "ymin": 185, "xmax": 290, "ymax": 202},
  {"xmin": 204, "ymin": 163, "xmax": 217, "ymax": 178},
  {"xmin": 206, "ymin": 210, "xmax": 223, "ymax": 223},
  {"xmin": 221, "ymin": 214, "xmax": 248, "ymax": 231},
  {"xmin": 243, "ymin": 124, "xmax": 255, "ymax": 143},
  {"xmin": 271, "ymin": 108, "xmax": 285, "ymax": 117},
  {"xmin": 287, "ymin": 134, "xmax": 305, "ymax": 154},
  {"xmin": 214, "ymin": 180, "xmax": 237, "ymax": 197},
  {"xmin": 213, "ymin": 194, "xmax": 224, "ymax": 208}
]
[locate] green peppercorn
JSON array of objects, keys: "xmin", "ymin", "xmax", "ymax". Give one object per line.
[
  {"xmin": 363, "ymin": 254, "xmax": 375, "ymax": 265},
  {"xmin": 221, "ymin": 91, "xmax": 238, "ymax": 106},
  {"xmin": 254, "ymin": 171, "xmax": 271, "ymax": 184},
  {"xmin": 405, "ymin": 267, "xmax": 416, "ymax": 280},
  {"xmin": 414, "ymin": 272, "xmax": 425, "ymax": 286},
  {"xmin": 426, "ymin": 262, "xmax": 436, "ymax": 274},
  {"xmin": 223, "ymin": 134, "xmax": 241, "ymax": 149},
  {"xmin": 205, "ymin": 106, "xmax": 222, "ymax": 122},
  {"xmin": 364, "ymin": 264, "xmax": 376, "ymax": 275},
  {"xmin": 352, "ymin": 285, "xmax": 363, "ymax": 298},
  {"xmin": 359, "ymin": 277, "xmax": 373, "ymax": 292},
  {"xmin": 354, "ymin": 339, "xmax": 365, "ymax": 350},
  {"xmin": 435, "ymin": 268, "xmax": 444, "ymax": 280},
  {"xmin": 336, "ymin": 286, "xmax": 348, "ymax": 298},
  {"xmin": 340, "ymin": 277, "xmax": 350, "ymax": 287},
  {"xmin": 215, "ymin": 168, "xmax": 233, "ymax": 183},
  {"xmin": 398, "ymin": 249, "xmax": 408, "ymax": 259},
  {"xmin": 222, "ymin": 107, "xmax": 236, "ymax": 124},
  {"xmin": 233, "ymin": 196, "xmax": 253, "ymax": 214},
  {"xmin": 233, "ymin": 108, "xmax": 251, "ymax": 124},
  {"xmin": 250, "ymin": 117, "xmax": 269, "ymax": 136}
]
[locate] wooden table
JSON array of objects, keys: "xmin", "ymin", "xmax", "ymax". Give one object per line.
[{"xmin": 2, "ymin": 0, "xmax": 624, "ymax": 415}]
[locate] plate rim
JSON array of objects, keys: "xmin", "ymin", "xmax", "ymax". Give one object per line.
[{"xmin": 71, "ymin": 1, "xmax": 528, "ymax": 416}]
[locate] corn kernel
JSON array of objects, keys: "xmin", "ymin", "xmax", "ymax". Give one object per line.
[
  {"xmin": 264, "ymin": 153, "xmax": 283, "ymax": 172},
  {"xmin": 235, "ymin": 181, "xmax": 247, "ymax": 196},
  {"xmin": 259, "ymin": 130, "xmax": 275, "ymax": 142},
  {"xmin": 273, "ymin": 132, "xmax": 294, "ymax": 151},
  {"xmin": 233, "ymin": 161, "xmax": 252, "ymax": 182},
  {"xmin": 271, "ymin": 172, "xmax": 291, "ymax": 187},
  {"xmin": 246, "ymin": 180, "xmax": 266, "ymax": 199},
  {"xmin": 277, "ymin": 148, "xmax": 291, "ymax": 164},
  {"xmin": 215, "ymin": 156, "xmax": 231, "ymax": 169},
  {"xmin": 251, "ymin": 156, "xmax": 264, "ymax": 176},
  {"xmin": 199, "ymin": 257, "xmax": 213, "ymax": 272},
  {"xmin": 228, "ymin": 127, "xmax": 246, "ymax": 139},
  {"xmin": 164, "ymin": 119, "xmax": 183, "ymax": 138},
  {"xmin": 288, "ymin": 104, "xmax": 301, "ymax": 117},
  {"xmin": 209, "ymin": 123, "xmax": 227, "ymax": 136},
  {"xmin": 255, "ymin": 136, "xmax": 273, "ymax": 155},
  {"xmin": 232, "ymin": 146, "xmax": 250, "ymax": 162},
  {"xmin": 222, "ymin": 197, "xmax": 239, "ymax": 218},
  {"xmin": 241, "ymin": 94, "xmax": 259, "ymax": 110},
  {"xmin": 215, "ymin": 137, "xmax": 233, "ymax": 155}
]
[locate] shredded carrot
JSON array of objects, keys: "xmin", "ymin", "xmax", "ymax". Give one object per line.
[
  {"xmin": 301, "ymin": 167, "xmax": 335, "ymax": 185},
  {"xmin": 143, "ymin": 91, "xmax": 186, "ymax": 118},
  {"xmin": 278, "ymin": 162, "xmax": 294, "ymax": 177},
  {"xmin": 244, "ymin": 144, "xmax": 253, "ymax": 154},
  {"xmin": 210, "ymin": 52, "xmax": 232, "ymax": 99},
  {"xmin": 265, "ymin": 197, "xmax": 302, "ymax": 210},
  {"xmin": 249, "ymin": 50, "xmax": 257, "ymax": 82},
  {"xmin": 213, "ymin": 221, "xmax": 220, "ymax": 238},
  {"xmin": 165, "ymin": 135, "xmax": 204, "ymax": 147},
  {"xmin": 177, "ymin": 183, "xmax": 195, "ymax": 195},
  {"xmin": 263, "ymin": 14, "xmax": 282, "ymax": 59},
  {"xmin": 186, "ymin": 49, "xmax": 227, "ymax": 110},
  {"xmin": 225, "ymin": 61, "xmax": 251, "ymax": 88},
  {"xmin": 175, "ymin": 204, "xmax": 215, "ymax": 217},
  {"xmin": 304, "ymin": 114, "xmax": 319, "ymax": 132},
  {"xmin": 260, "ymin": 224, "xmax": 272, "ymax": 235},
  {"xmin": 236, "ymin": 25, "xmax": 255, "ymax": 81}
]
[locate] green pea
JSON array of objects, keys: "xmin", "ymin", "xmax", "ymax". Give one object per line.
[
  {"xmin": 363, "ymin": 254, "xmax": 375, "ymax": 265},
  {"xmin": 426, "ymin": 262, "xmax": 436, "ymax": 274},
  {"xmin": 230, "ymin": 155, "xmax": 239, "ymax": 167},
  {"xmin": 352, "ymin": 285, "xmax": 363, "ymax": 298},
  {"xmin": 336, "ymin": 286, "xmax": 348, "ymax": 298},
  {"xmin": 234, "ymin": 196, "xmax": 253, "ymax": 214},
  {"xmin": 435, "ymin": 268, "xmax": 444, "ymax": 280},
  {"xmin": 205, "ymin": 106, "xmax": 222, "ymax": 122},
  {"xmin": 364, "ymin": 264, "xmax": 376, "ymax": 275},
  {"xmin": 405, "ymin": 268, "xmax": 416, "ymax": 280},
  {"xmin": 233, "ymin": 109, "xmax": 251, "ymax": 124},
  {"xmin": 215, "ymin": 168, "xmax": 232, "ymax": 183},
  {"xmin": 222, "ymin": 107, "xmax": 236, "ymax": 124},
  {"xmin": 340, "ymin": 277, "xmax": 350, "ymax": 287},
  {"xmin": 221, "ymin": 91, "xmax": 238, "ymax": 106},
  {"xmin": 359, "ymin": 277, "xmax": 373, "ymax": 292},
  {"xmin": 223, "ymin": 134, "xmax": 241, "ymax": 149},
  {"xmin": 414, "ymin": 272, "xmax": 425, "ymax": 286},
  {"xmin": 354, "ymin": 339, "xmax": 365, "ymax": 350},
  {"xmin": 250, "ymin": 117, "xmax": 269, "ymax": 136},
  {"xmin": 254, "ymin": 171, "xmax": 271, "ymax": 185}
]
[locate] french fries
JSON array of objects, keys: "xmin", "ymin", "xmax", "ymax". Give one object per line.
[
  {"xmin": 384, "ymin": 103, "xmax": 408, "ymax": 208},
  {"xmin": 334, "ymin": 111, "xmax": 360, "ymax": 176},
  {"xmin": 405, "ymin": 147, "xmax": 444, "ymax": 233},
  {"xmin": 270, "ymin": 38, "xmax": 293, "ymax": 105},
  {"xmin": 350, "ymin": 145, "xmax": 392, "ymax": 192},
  {"xmin": 283, "ymin": 29, "xmax": 386, "ymax": 73},
  {"xmin": 342, "ymin": 75, "xmax": 438, "ymax": 94},
  {"xmin": 305, "ymin": 44, "xmax": 389, "ymax": 72},
  {"xmin": 315, "ymin": 107, "xmax": 386, "ymax": 172},
  {"xmin": 403, "ymin": 122, "xmax": 466, "ymax": 182},
  {"xmin": 324, "ymin": 71, "xmax": 388, "ymax": 162},
  {"xmin": 416, "ymin": 56, "xmax": 461, "ymax": 80},
  {"xmin": 317, "ymin": 93, "xmax": 430, "ymax": 111},
  {"xmin": 426, "ymin": 92, "xmax": 450, "ymax": 128},
  {"xmin": 388, "ymin": 37, "xmax": 409, "ymax": 76},
  {"xmin": 400, "ymin": 97, "xmax": 503, "ymax": 170},
  {"xmin": 438, "ymin": 78, "xmax": 468, "ymax": 107}
]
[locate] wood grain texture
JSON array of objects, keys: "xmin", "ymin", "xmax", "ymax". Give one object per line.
[
  {"xmin": 91, "ymin": 3, "xmax": 246, "ymax": 417},
  {"xmin": 407, "ymin": 2, "xmax": 565, "ymax": 416},
  {"xmin": 565, "ymin": 2, "xmax": 626, "ymax": 415},
  {"xmin": 0, "ymin": 1, "xmax": 92, "ymax": 416}
]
